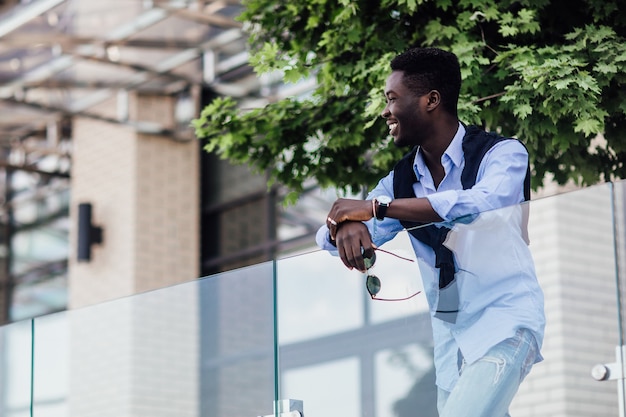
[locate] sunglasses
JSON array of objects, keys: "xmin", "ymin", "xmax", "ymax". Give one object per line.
[{"xmin": 362, "ymin": 248, "xmax": 421, "ymax": 301}]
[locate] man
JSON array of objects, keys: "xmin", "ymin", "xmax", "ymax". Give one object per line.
[{"xmin": 316, "ymin": 47, "xmax": 545, "ymax": 416}]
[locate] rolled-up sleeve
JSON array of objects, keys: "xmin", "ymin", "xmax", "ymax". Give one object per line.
[
  {"xmin": 316, "ymin": 226, "xmax": 337, "ymax": 251},
  {"xmin": 426, "ymin": 190, "xmax": 459, "ymax": 221},
  {"xmin": 427, "ymin": 140, "xmax": 528, "ymax": 222}
]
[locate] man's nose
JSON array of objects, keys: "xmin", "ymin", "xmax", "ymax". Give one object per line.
[{"xmin": 381, "ymin": 105, "xmax": 390, "ymax": 118}]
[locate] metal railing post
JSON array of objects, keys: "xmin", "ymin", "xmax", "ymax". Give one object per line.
[{"xmin": 592, "ymin": 345, "xmax": 626, "ymax": 417}]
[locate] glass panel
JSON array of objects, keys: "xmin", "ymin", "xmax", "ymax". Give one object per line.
[
  {"xmin": 366, "ymin": 232, "xmax": 429, "ymax": 324},
  {"xmin": 614, "ymin": 180, "xmax": 626, "ymax": 341},
  {"xmin": 31, "ymin": 313, "xmax": 67, "ymax": 417},
  {"xmin": 514, "ymin": 183, "xmax": 620, "ymax": 416},
  {"xmin": 279, "ymin": 183, "xmax": 623, "ymax": 416},
  {"xmin": 282, "ymin": 357, "xmax": 360, "ymax": 416},
  {"xmin": 1, "ymin": 320, "xmax": 33, "ymax": 417},
  {"xmin": 374, "ymin": 343, "xmax": 437, "ymax": 417},
  {"xmin": 276, "ymin": 236, "xmax": 433, "ymax": 417},
  {"xmin": 198, "ymin": 263, "xmax": 276, "ymax": 417},
  {"xmin": 276, "ymin": 250, "xmax": 364, "ymax": 345},
  {"xmin": 31, "ymin": 261, "xmax": 276, "ymax": 417}
]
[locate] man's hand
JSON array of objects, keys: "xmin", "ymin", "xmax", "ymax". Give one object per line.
[
  {"xmin": 326, "ymin": 198, "xmax": 373, "ymax": 240},
  {"xmin": 334, "ymin": 221, "xmax": 375, "ymax": 272}
]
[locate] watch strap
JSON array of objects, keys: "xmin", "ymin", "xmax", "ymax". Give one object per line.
[{"xmin": 375, "ymin": 198, "xmax": 390, "ymax": 220}]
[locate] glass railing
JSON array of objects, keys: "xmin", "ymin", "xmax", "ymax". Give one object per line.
[
  {"xmin": 1, "ymin": 180, "xmax": 626, "ymax": 417},
  {"xmin": 276, "ymin": 235, "xmax": 433, "ymax": 417}
]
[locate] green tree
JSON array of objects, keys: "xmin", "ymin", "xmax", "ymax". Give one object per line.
[{"xmin": 193, "ymin": 0, "xmax": 626, "ymax": 203}]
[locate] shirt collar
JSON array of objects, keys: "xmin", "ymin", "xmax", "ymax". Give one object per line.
[
  {"xmin": 445, "ymin": 122, "xmax": 466, "ymax": 168},
  {"xmin": 414, "ymin": 122, "xmax": 465, "ymax": 179}
]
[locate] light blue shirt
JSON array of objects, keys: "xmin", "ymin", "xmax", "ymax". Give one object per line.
[{"xmin": 316, "ymin": 123, "xmax": 545, "ymax": 391}]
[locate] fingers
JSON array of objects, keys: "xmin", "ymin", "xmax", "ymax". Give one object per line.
[
  {"xmin": 339, "ymin": 245, "xmax": 365, "ymax": 271},
  {"xmin": 334, "ymin": 222, "xmax": 374, "ymax": 272},
  {"xmin": 337, "ymin": 243, "xmax": 361, "ymax": 271},
  {"xmin": 326, "ymin": 199, "xmax": 374, "ymax": 239}
]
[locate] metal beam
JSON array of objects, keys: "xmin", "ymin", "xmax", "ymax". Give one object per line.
[
  {"xmin": 103, "ymin": 7, "xmax": 170, "ymax": 42},
  {"xmin": 0, "ymin": 55, "xmax": 74, "ymax": 98},
  {"xmin": 165, "ymin": 7, "xmax": 242, "ymax": 29},
  {"xmin": 0, "ymin": 0, "xmax": 67, "ymax": 38},
  {"xmin": 0, "ymin": 162, "xmax": 70, "ymax": 178},
  {"xmin": 0, "ymin": 97, "xmax": 194, "ymax": 141},
  {"xmin": 1, "ymin": 34, "xmax": 208, "ymax": 50}
]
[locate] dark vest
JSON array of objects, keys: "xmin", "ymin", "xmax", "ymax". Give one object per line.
[{"xmin": 392, "ymin": 125, "xmax": 530, "ymax": 321}]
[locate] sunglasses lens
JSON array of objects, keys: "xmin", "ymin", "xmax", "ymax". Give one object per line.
[
  {"xmin": 366, "ymin": 274, "xmax": 381, "ymax": 297},
  {"xmin": 363, "ymin": 251, "xmax": 376, "ymax": 269}
]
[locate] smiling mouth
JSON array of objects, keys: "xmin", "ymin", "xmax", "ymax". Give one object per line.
[{"xmin": 388, "ymin": 123, "xmax": 398, "ymax": 136}]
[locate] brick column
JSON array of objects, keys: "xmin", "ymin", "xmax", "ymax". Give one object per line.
[
  {"xmin": 67, "ymin": 91, "xmax": 200, "ymax": 417},
  {"xmin": 69, "ymin": 93, "xmax": 199, "ymax": 307}
]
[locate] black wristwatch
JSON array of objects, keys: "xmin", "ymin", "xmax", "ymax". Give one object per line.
[{"xmin": 375, "ymin": 195, "xmax": 392, "ymax": 220}]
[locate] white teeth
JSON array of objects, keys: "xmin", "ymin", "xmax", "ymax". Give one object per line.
[{"xmin": 389, "ymin": 123, "xmax": 398, "ymax": 133}]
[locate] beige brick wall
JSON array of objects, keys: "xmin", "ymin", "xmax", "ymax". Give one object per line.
[
  {"xmin": 69, "ymin": 118, "xmax": 138, "ymax": 307},
  {"xmin": 69, "ymin": 93, "xmax": 199, "ymax": 308},
  {"xmin": 511, "ymin": 184, "xmax": 620, "ymax": 416},
  {"xmin": 134, "ymin": 132, "xmax": 199, "ymax": 292}
]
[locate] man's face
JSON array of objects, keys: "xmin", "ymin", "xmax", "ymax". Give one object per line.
[{"xmin": 382, "ymin": 71, "xmax": 429, "ymax": 148}]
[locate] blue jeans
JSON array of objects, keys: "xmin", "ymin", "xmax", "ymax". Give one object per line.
[{"xmin": 437, "ymin": 328, "xmax": 538, "ymax": 417}]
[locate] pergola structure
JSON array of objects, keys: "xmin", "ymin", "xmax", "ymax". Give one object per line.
[
  {"xmin": 0, "ymin": 0, "xmax": 329, "ymax": 323},
  {"xmin": 0, "ymin": 0, "xmax": 255, "ymax": 140}
]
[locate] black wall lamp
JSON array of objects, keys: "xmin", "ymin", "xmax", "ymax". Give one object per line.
[{"xmin": 77, "ymin": 203, "xmax": 103, "ymax": 262}]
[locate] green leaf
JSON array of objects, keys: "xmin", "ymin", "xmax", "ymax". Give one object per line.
[
  {"xmin": 595, "ymin": 62, "xmax": 618, "ymax": 75},
  {"xmin": 513, "ymin": 104, "xmax": 533, "ymax": 119},
  {"xmin": 284, "ymin": 68, "xmax": 303, "ymax": 83}
]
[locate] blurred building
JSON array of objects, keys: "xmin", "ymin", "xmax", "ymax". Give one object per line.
[{"xmin": 0, "ymin": 0, "xmax": 328, "ymax": 323}]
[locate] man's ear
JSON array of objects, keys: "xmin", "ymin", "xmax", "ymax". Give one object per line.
[{"xmin": 425, "ymin": 90, "xmax": 441, "ymax": 111}]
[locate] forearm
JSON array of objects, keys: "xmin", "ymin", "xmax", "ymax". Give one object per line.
[
  {"xmin": 326, "ymin": 196, "xmax": 443, "ymax": 240},
  {"xmin": 384, "ymin": 197, "xmax": 443, "ymax": 223}
]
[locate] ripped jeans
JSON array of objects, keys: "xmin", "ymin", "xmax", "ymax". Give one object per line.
[{"xmin": 437, "ymin": 328, "xmax": 538, "ymax": 417}]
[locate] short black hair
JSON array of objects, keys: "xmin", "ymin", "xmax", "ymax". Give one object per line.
[{"xmin": 390, "ymin": 47, "xmax": 461, "ymax": 116}]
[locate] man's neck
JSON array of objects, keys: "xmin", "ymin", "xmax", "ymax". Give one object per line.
[{"xmin": 420, "ymin": 118, "xmax": 459, "ymax": 168}]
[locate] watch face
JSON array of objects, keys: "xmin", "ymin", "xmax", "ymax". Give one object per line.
[{"xmin": 377, "ymin": 195, "xmax": 392, "ymax": 204}]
